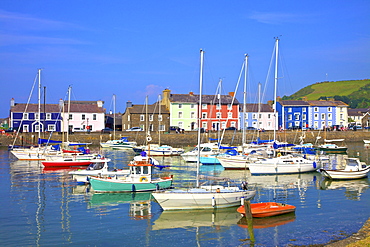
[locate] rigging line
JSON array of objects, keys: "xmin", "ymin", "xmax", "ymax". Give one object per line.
[
  {"xmin": 261, "ymin": 43, "xmax": 277, "ymax": 104},
  {"xmin": 12, "ymin": 71, "xmax": 39, "ymax": 147},
  {"xmin": 42, "ymin": 88, "xmax": 70, "ymax": 155},
  {"xmin": 220, "ymin": 61, "xmax": 244, "ymax": 143}
]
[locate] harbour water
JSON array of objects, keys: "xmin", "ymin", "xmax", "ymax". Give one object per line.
[{"xmin": 1, "ymin": 142, "xmax": 369, "ymax": 246}]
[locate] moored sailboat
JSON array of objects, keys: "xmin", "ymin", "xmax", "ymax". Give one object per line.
[{"xmin": 152, "ymin": 49, "xmax": 255, "ymax": 210}]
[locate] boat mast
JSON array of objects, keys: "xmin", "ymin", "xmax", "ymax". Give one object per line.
[
  {"xmin": 242, "ymin": 54, "xmax": 248, "ymax": 148},
  {"xmin": 158, "ymin": 94, "xmax": 161, "ymax": 146},
  {"xmin": 273, "ymin": 37, "xmax": 279, "ymax": 142},
  {"xmin": 113, "ymin": 94, "xmax": 116, "ymax": 140},
  {"xmin": 67, "ymin": 86, "xmax": 71, "ymax": 144},
  {"xmin": 257, "ymin": 82, "xmax": 261, "ymax": 139},
  {"xmin": 197, "ymin": 49, "xmax": 204, "ymax": 188},
  {"xmin": 37, "ymin": 69, "xmax": 41, "ymax": 147}
]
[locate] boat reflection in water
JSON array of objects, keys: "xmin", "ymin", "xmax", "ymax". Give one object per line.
[
  {"xmin": 89, "ymin": 192, "xmax": 153, "ymax": 219},
  {"xmin": 152, "ymin": 208, "xmax": 241, "ymax": 230},
  {"xmin": 237, "ymin": 212, "xmax": 296, "ymax": 229},
  {"xmin": 319, "ymin": 178, "xmax": 370, "ymax": 201}
]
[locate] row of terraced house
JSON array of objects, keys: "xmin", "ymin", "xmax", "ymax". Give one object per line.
[{"xmin": 3, "ymin": 89, "xmax": 370, "ymax": 133}]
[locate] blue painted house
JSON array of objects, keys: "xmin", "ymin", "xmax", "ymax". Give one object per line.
[
  {"xmin": 277, "ymin": 99, "xmax": 348, "ymax": 130},
  {"xmin": 240, "ymin": 103, "xmax": 275, "ymax": 130},
  {"xmin": 9, "ymin": 98, "xmax": 63, "ymax": 132}
]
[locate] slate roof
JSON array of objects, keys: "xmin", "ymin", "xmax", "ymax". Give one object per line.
[
  {"xmin": 169, "ymin": 94, "xmax": 239, "ymax": 104},
  {"xmin": 240, "ymin": 103, "xmax": 274, "ymax": 112},
  {"xmin": 11, "ymin": 102, "xmax": 105, "ymax": 113},
  {"xmin": 126, "ymin": 104, "xmax": 169, "ymax": 114},
  {"xmin": 278, "ymin": 100, "xmax": 348, "ymax": 107}
]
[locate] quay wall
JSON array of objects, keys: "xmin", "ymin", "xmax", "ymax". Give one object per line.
[{"xmin": 1, "ymin": 130, "xmax": 369, "ymax": 147}]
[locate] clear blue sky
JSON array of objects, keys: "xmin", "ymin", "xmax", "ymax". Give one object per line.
[{"xmin": 1, "ymin": 1, "xmax": 369, "ymax": 118}]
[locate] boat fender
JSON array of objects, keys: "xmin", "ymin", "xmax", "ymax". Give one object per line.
[
  {"xmin": 216, "ymin": 188, "xmax": 220, "ymax": 193},
  {"xmin": 212, "ymin": 197, "xmax": 216, "ymax": 207},
  {"xmin": 140, "ymin": 176, "xmax": 148, "ymax": 182},
  {"xmin": 313, "ymin": 161, "xmax": 317, "ymax": 168},
  {"xmin": 277, "ymin": 153, "xmax": 281, "ymax": 157},
  {"xmin": 146, "ymin": 136, "xmax": 152, "ymax": 142}
]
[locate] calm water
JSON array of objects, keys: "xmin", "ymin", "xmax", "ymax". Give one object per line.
[{"xmin": 1, "ymin": 142, "xmax": 369, "ymax": 246}]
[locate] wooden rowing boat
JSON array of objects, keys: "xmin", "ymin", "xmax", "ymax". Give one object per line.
[{"xmin": 237, "ymin": 202, "xmax": 296, "ymax": 218}]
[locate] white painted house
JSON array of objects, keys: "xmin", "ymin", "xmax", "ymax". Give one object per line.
[{"xmin": 60, "ymin": 100, "xmax": 105, "ymax": 132}]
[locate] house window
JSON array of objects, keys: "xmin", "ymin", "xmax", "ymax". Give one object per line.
[
  {"xmin": 202, "ymin": 104, "xmax": 207, "ymax": 109},
  {"xmin": 314, "ymin": 113, "xmax": 319, "ymax": 120},
  {"xmin": 158, "ymin": 115, "xmax": 162, "ymax": 121},
  {"xmin": 340, "ymin": 114, "xmax": 343, "ymax": 119},
  {"xmin": 48, "ymin": 125, "xmax": 56, "ymax": 131},
  {"xmin": 159, "ymin": 124, "xmax": 165, "ymax": 131},
  {"xmin": 245, "ymin": 114, "xmax": 248, "ymax": 120},
  {"xmin": 35, "ymin": 125, "xmax": 40, "ymax": 132},
  {"xmin": 288, "ymin": 114, "xmax": 292, "ymax": 120},
  {"xmin": 178, "ymin": 112, "xmax": 183, "ymax": 118},
  {"xmin": 46, "ymin": 113, "xmax": 51, "ymax": 120},
  {"xmin": 68, "ymin": 114, "xmax": 72, "ymax": 120},
  {"xmin": 231, "ymin": 122, "xmax": 236, "ymax": 127},
  {"xmin": 178, "ymin": 104, "xmax": 182, "ymax": 109},
  {"xmin": 314, "ymin": 107, "xmax": 319, "ymax": 112},
  {"xmin": 302, "ymin": 114, "xmax": 306, "ymax": 120},
  {"xmin": 221, "ymin": 122, "xmax": 226, "ymax": 129},
  {"xmin": 268, "ymin": 114, "xmax": 271, "ymax": 119},
  {"xmin": 302, "ymin": 108, "xmax": 306, "ymax": 112},
  {"xmin": 328, "ymin": 107, "xmax": 332, "ymax": 112},
  {"xmin": 191, "ymin": 112, "xmax": 195, "ymax": 119},
  {"xmin": 178, "ymin": 122, "xmax": 183, "ymax": 128},
  {"xmin": 227, "ymin": 104, "xmax": 232, "ymax": 109},
  {"xmin": 202, "ymin": 113, "xmax": 207, "ymax": 118},
  {"xmin": 322, "ymin": 121, "xmax": 326, "ymax": 128},
  {"xmin": 82, "ymin": 114, "xmax": 86, "ymax": 120},
  {"xmin": 252, "ymin": 114, "xmax": 257, "ymax": 119},
  {"xmin": 35, "ymin": 113, "xmax": 39, "ymax": 120},
  {"xmin": 203, "ymin": 122, "xmax": 208, "ymax": 129},
  {"xmin": 128, "ymin": 115, "xmax": 131, "ymax": 121},
  {"xmin": 191, "ymin": 104, "xmax": 195, "ymax": 108},
  {"xmin": 288, "ymin": 108, "xmax": 292, "ymax": 112},
  {"xmin": 321, "ymin": 113, "xmax": 325, "ymax": 120},
  {"xmin": 295, "ymin": 114, "xmax": 300, "ymax": 120},
  {"xmin": 228, "ymin": 112, "xmax": 232, "ymax": 118},
  {"xmin": 328, "ymin": 121, "xmax": 332, "ymax": 127},
  {"xmin": 216, "ymin": 112, "xmax": 221, "ymax": 119},
  {"xmin": 140, "ymin": 115, "xmax": 144, "ymax": 121},
  {"xmin": 149, "ymin": 115, "xmax": 153, "ymax": 121},
  {"xmin": 23, "ymin": 125, "xmax": 29, "ymax": 132},
  {"xmin": 216, "ymin": 103, "xmax": 221, "ymax": 109},
  {"xmin": 23, "ymin": 113, "xmax": 29, "ymax": 120},
  {"xmin": 93, "ymin": 114, "xmax": 96, "ymax": 120}
]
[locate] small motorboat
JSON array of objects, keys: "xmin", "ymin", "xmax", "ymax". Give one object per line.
[
  {"xmin": 69, "ymin": 161, "xmax": 130, "ymax": 184},
  {"xmin": 237, "ymin": 202, "xmax": 296, "ymax": 218},
  {"xmin": 319, "ymin": 157, "xmax": 370, "ymax": 180}
]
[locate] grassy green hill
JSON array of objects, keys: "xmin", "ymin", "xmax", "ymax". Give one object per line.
[{"xmin": 282, "ymin": 79, "xmax": 370, "ymax": 108}]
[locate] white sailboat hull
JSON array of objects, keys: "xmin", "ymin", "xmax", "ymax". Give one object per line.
[
  {"xmin": 217, "ymin": 155, "xmax": 249, "ymax": 169},
  {"xmin": 152, "ymin": 187, "xmax": 255, "ymax": 210},
  {"xmin": 249, "ymin": 156, "xmax": 320, "ymax": 175}
]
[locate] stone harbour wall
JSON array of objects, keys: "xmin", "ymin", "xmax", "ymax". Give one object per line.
[{"xmin": 1, "ymin": 130, "xmax": 370, "ymax": 147}]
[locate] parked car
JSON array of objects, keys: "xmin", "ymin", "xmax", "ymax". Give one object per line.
[
  {"xmin": 72, "ymin": 127, "xmax": 87, "ymax": 132},
  {"xmin": 225, "ymin": 127, "xmax": 237, "ymax": 131},
  {"xmin": 246, "ymin": 127, "xmax": 256, "ymax": 130},
  {"xmin": 288, "ymin": 126, "xmax": 301, "ymax": 130},
  {"xmin": 101, "ymin": 127, "xmax": 113, "ymax": 133},
  {"xmin": 4, "ymin": 127, "xmax": 18, "ymax": 133},
  {"xmin": 125, "ymin": 127, "xmax": 143, "ymax": 132}
]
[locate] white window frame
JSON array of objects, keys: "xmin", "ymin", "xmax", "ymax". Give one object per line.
[
  {"xmin": 23, "ymin": 113, "xmax": 29, "ymax": 120},
  {"xmin": 46, "ymin": 113, "xmax": 51, "ymax": 120},
  {"xmin": 140, "ymin": 115, "xmax": 144, "ymax": 121},
  {"xmin": 202, "ymin": 104, "xmax": 207, "ymax": 109},
  {"xmin": 48, "ymin": 124, "xmax": 56, "ymax": 131},
  {"xmin": 158, "ymin": 115, "xmax": 162, "ymax": 121}
]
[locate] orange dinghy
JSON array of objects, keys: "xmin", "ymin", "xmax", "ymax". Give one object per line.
[{"xmin": 237, "ymin": 202, "xmax": 296, "ymax": 218}]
